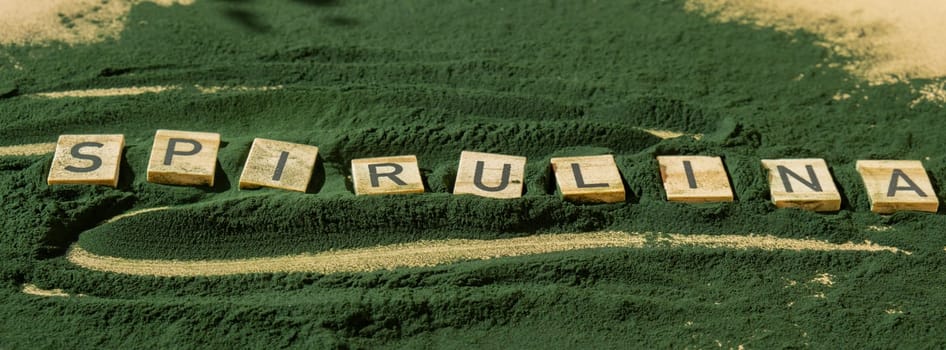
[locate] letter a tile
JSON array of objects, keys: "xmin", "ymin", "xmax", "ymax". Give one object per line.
[
  {"xmin": 239, "ymin": 138, "xmax": 319, "ymax": 193},
  {"xmin": 351, "ymin": 155, "xmax": 425, "ymax": 195},
  {"xmin": 147, "ymin": 130, "xmax": 220, "ymax": 186},
  {"xmin": 47, "ymin": 134, "xmax": 125, "ymax": 187},
  {"xmin": 454, "ymin": 151, "xmax": 526, "ymax": 199},
  {"xmin": 657, "ymin": 155, "xmax": 733, "ymax": 203},
  {"xmin": 761, "ymin": 159, "xmax": 841, "ymax": 212},
  {"xmin": 856, "ymin": 160, "xmax": 938, "ymax": 214},
  {"xmin": 550, "ymin": 155, "xmax": 625, "ymax": 203}
]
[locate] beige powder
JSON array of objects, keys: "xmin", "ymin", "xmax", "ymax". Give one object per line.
[
  {"xmin": 0, "ymin": 0, "xmax": 194, "ymax": 46},
  {"xmin": 685, "ymin": 0, "xmax": 946, "ymax": 85},
  {"xmin": 32, "ymin": 85, "xmax": 177, "ymax": 98},
  {"xmin": 21, "ymin": 283, "xmax": 72, "ymax": 297},
  {"xmin": 0, "ymin": 142, "xmax": 56, "ymax": 156},
  {"xmin": 67, "ymin": 231, "xmax": 906, "ymax": 277}
]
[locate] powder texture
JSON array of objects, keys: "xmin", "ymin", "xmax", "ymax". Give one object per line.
[{"xmin": 3, "ymin": 0, "xmax": 946, "ymax": 348}]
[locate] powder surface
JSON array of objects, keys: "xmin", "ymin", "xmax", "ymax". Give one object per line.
[{"xmin": 3, "ymin": 0, "xmax": 946, "ymax": 348}]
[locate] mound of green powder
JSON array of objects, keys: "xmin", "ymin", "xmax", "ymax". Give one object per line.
[{"xmin": 3, "ymin": 0, "xmax": 946, "ymax": 348}]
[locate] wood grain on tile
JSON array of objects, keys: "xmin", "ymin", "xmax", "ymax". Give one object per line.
[
  {"xmin": 47, "ymin": 134, "xmax": 125, "ymax": 187},
  {"xmin": 351, "ymin": 155, "xmax": 425, "ymax": 195},
  {"xmin": 454, "ymin": 151, "xmax": 526, "ymax": 199},
  {"xmin": 147, "ymin": 129, "xmax": 220, "ymax": 186},
  {"xmin": 761, "ymin": 158, "xmax": 841, "ymax": 212},
  {"xmin": 856, "ymin": 160, "xmax": 938, "ymax": 213},
  {"xmin": 657, "ymin": 155, "xmax": 733, "ymax": 203},
  {"xmin": 239, "ymin": 138, "xmax": 319, "ymax": 193},
  {"xmin": 550, "ymin": 155, "xmax": 625, "ymax": 203}
]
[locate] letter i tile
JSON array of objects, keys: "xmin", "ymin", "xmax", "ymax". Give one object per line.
[{"xmin": 239, "ymin": 138, "xmax": 319, "ymax": 193}]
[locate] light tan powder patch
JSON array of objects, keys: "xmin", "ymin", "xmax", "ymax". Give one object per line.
[
  {"xmin": 29, "ymin": 85, "xmax": 285, "ymax": 98},
  {"xmin": 0, "ymin": 142, "xmax": 56, "ymax": 156},
  {"xmin": 21, "ymin": 283, "xmax": 72, "ymax": 297},
  {"xmin": 194, "ymin": 85, "xmax": 284, "ymax": 94},
  {"xmin": 105, "ymin": 207, "xmax": 170, "ymax": 224},
  {"xmin": 912, "ymin": 81, "xmax": 946, "ymax": 107},
  {"xmin": 810, "ymin": 272, "xmax": 835, "ymax": 286},
  {"xmin": 67, "ymin": 232, "xmax": 906, "ymax": 277},
  {"xmin": 685, "ymin": 0, "xmax": 946, "ymax": 85},
  {"xmin": 0, "ymin": 0, "xmax": 194, "ymax": 46},
  {"xmin": 664, "ymin": 233, "xmax": 903, "ymax": 253},
  {"xmin": 32, "ymin": 85, "xmax": 177, "ymax": 98},
  {"xmin": 639, "ymin": 128, "xmax": 703, "ymax": 140}
]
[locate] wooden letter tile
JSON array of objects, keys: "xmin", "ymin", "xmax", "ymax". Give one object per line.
[
  {"xmin": 856, "ymin": 160, "xmax": 938, "ymax": 214},
  {"xmin": 351, "ymin": 155, "xmax": 425, "ymax": 195},
  {"xmin": 454, "ymin": 151, "xmax": 526, "ymax": 199},
  {"xmin": 761, "ymin": 159, "xmax": 841, "ymax": 212},
  {"xmin": 47, "ymin": 134, "xmax": 125, "ymax": 187},
  {"xmin": 657, "ymin": 155, "xmax": 733, "ymax": 203},
  {"xmin": 147, "ymin": 130, "xmax": 220, "ymax": 187},
  {"xmin": 239, "ymin": 138, "xmax": 319, "ymax": 193},
  {"xmin": 550, "ymin": 155, "xmax": 625, "ymax": 203}
]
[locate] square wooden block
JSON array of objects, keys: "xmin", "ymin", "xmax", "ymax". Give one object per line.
[
  {"xmin": 147, "ymin": 130, "xmax": 221, "ymax": 187},
  {"xmin": 351, "ymin": 155, "xmax": 425, "ymax": 195},
  {"xmin": 657, "ymin": 155, "xmax": 733, "ymax": 203},
  {"xmin": 550, "ymin": 155, "xmax": 625, "ymax": 203},
  {"xmin": 47, "ymin": 134, "xmax": 125, "ymax": 187},
  {"xmin": 454, "ymin": 151, "xmax": 527, "ymax": 199},
  {"xmin": 239, "ymin": 138, "xmax": 319, "ymax": 193},
  {"xmin": 856, "ymin": 160, "xmax": 938, "ymax": 214},
  {"xmin": 761, "ymin": 158, "xmax": 841, "ymax": 212}
]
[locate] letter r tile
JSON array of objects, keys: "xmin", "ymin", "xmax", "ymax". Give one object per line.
[
  {"xmin": 351, "ymin": 155, "xmax": 425, "ymax": 195},
  {"xmin": 761, "ymin": 158, "xmax": 841, "ymax": 212},
  {"xmin": 550, "ymin": 154, "xmax": 625, "ymax": 203},
  {"xmin": 657, "ymin": 155, "xmax": 733, "ymax": 203},
  {"xmin": 239, "ymin": 138, "xmax": 319, "ymax": 193},
  {"xmin": 454, "ymin": 151, "xmax": 526, "ymax": 199},
  {"xmin": 856, "ymin": 160, "xmax": 938, "ymax": 214},
  {"xmin": 147, "ymin": 129, "xmax": 220, "ymax": 187},
  {"xmin": 47, "ymin": 134, "xmax": 125, "ymax": 187}
]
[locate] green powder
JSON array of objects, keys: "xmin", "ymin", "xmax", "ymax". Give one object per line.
[{"xmin": 3, "ymin": 0, "xmax": 946, "ymax": 347}]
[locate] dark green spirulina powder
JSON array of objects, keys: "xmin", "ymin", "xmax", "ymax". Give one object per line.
[{"xmin": 2, "ymin": 0, "xmax": 946, "ymax": 348}]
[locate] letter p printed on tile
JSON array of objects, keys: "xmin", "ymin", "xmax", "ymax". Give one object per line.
[{"xmin": 147, "ymin": 130, "xmax": 220, "ymax": 187}]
